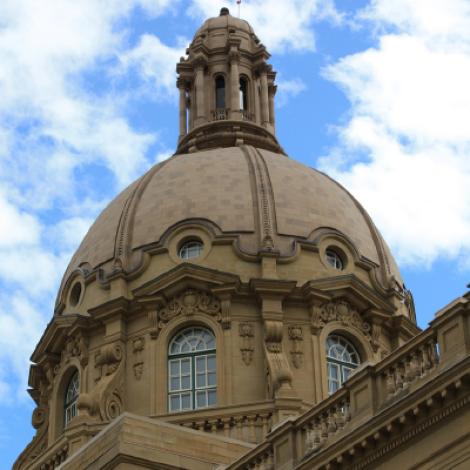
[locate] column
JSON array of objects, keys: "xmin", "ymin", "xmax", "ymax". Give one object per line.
[
  {"xmin": 194, "ymin": 58, "xmax": 206, "ymax": 127},
  {"xmin": 260, "ymin": 67, "xmax": 270, "ymax": 127},
  {"xmin": 268, "ymin": 84, "xmax": 276, "ymax": 132},
  {"xmin": 177, "ymin": 79, "xmax": 187, "ymax": 142},
  {"xmin": 229, "ymin": 50, "xmax": 241, "ymax": 120}
]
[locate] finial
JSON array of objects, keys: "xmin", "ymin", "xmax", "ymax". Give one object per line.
[{"xmin": 220, "ymin": 7, "xmax": 230, "ymax": 16}]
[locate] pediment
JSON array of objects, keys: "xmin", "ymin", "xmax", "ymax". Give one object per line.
[
  {"xmin": 301, "ymin": 274, "xmax": 394, "ymax": 315},
  {"xmin": 30, "ymin": 313, "xmax": 90, "ymax": 363},
  {"xmin": 132, "ymin": 263, "xmax": 241, "ymax": 303}
]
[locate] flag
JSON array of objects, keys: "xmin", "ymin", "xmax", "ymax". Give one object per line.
[{"xmin": 237, "ymin": 0, "xmax": 241, "ymax": 4}]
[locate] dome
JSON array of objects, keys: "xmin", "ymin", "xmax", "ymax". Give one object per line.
[{"xmin": 61, "ymin": 145, "xmax": 401, "ymax": 302}]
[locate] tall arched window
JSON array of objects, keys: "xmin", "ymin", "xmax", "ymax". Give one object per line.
[
  {"xmin": 326, "ymin": 335, "xmax": 360, "ymax": 394},
  {"xmin": 64, "ymin": 370, "xmax": 79, "ymax": 426},
  {"xmin": 215, "ymin": 76, "xmax": 225, "ymax": 109},
  {"xmin": 168, "ymin": 326, "xmax": 216, "ymax": 412},
  {"xmin": 239, "ymin": 77, "xmax": 248, "ymax": 110}
]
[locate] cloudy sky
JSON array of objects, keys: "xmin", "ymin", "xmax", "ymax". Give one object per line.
[{"xmin": 1, "ymin": 0, "xmax": 469, "ymax": 465}]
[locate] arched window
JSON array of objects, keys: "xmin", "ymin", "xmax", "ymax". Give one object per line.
[
  {"xmin": 168, "ymin": 326, "xmax": 216, "ymax": 412},
  {"xmin": 239, "ymin": 77, "xmax": 248, "ymax": 110},
  {"xmin": 215, "ymin": 76, "xmax": 225, "ymax": 109},
  {"xmin": 64, "ymin": 370, "xmax": 79, "ymax": 426},
  {"xmin": 326, "ymin": 335, "xmax": 360, "ymax": 394}
]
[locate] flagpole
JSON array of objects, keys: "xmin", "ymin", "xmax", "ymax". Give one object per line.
[{"xmin": 237, "ymin": 0, "xmax": 241, "ymax": 18}]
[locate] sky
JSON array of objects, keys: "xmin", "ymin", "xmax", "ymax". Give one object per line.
[{"xmin": 0, "ymin": 0, "xmax": 469, "ymax": 466}]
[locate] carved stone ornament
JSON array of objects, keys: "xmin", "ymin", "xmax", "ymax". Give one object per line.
[
  {"xmin": 132, "ymin": 336, "xmax": 145, "ymax": 380},
  {"xmin": 149, "ymin": 289, "xmax": 223, "ymax": 338},
  {"xmin": 133, "ymin": 362, "xmax": 144, "ymax": 380},
  {"xmin": 239, "ymin": 323, "xmax": 255, "ymax": 366},
  {"xmin": 288, "ymin": 325, "xmax": 304, "ymax": 369},
  {"xmin": 311, "ymin": 300, "xmax": 371, "ymax": 337},
  {"xmin": 61, "ymin": 333, "xmax": 88, "ymax": 368},
  {"xmin": 78, "ymin": 341, "xmax": 125, "ymax": 422}
]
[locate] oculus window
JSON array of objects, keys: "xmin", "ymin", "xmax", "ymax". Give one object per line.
[
  {"xmin": 325, "ymin": 249, "xmax": 344, "ymax": 270},
  {"xmin": 179, "ymin": 239, "xmax": 203, "ymax": 260}
]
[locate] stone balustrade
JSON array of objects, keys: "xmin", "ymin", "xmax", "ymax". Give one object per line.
[
  {"xmin": 31, "ymin": 439, "xmax": 69, "ymax": 470},
  {"xmin": 376, "ymin": 328, "xmax": 439, "ymax": 402},
  {"xmin": 158, "ymin": 400, "xmax": 274, "ymax": 444},
  {"xmin": 228, "ymin": 300, "xmax": 470, "ymax": 469},
  {"xmin": 212, "ymin": 108, "xmax": 227, "ymax": 121}
]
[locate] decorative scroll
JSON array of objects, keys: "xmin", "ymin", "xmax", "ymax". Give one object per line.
[
  {"xmin": 78, "ymin": 341, "xmax": 125, "ymax": 422},
  {"xmin": 288, "ymin": 326, "xmax": 304, "ymax": 368},
  {"xmin": 239, "ymin": 323, "xmax": 255, "ymax": 365}
]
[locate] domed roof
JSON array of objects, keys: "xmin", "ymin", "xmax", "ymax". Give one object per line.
[
  {"xmin": 62, "ymin": 146, "xmax": 401, "ymax": 294},
  {"xmin": 195, "ymin": 7, "xmax": 255, "ymax": 37}
]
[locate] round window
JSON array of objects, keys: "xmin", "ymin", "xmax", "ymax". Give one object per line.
[
  {"xmin": 325, "ymin": 249, "xmax": 344, "ymax": 270},
  {"xmin": 179, "ymin": 239, "xmax": 204, "ymax": 260}
]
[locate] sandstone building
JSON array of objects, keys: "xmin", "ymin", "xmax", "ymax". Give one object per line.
[{"xmin": 15, "ymin": 8, "xmax": 470, "ymax": 470}]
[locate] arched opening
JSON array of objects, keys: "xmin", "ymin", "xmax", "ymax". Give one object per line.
[
  {"xmin": 215, "ymin": 76, "xmax": 226, "ymax": 109},
  {"xmin": 64, "ymin": 370, "xmax": 79, "ymax": 426},
  {"xmin": 239, "ymin": 77, "xmax": 248, "ymax": 111},
  {"xmin": 168, "ymin": 326, "xmax": 216, "ymax": 412},
  {"xmin": 326, "ymin": 334, "xmax": 360, "ymax": 394}
]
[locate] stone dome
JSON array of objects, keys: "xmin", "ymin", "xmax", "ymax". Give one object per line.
[
  {"xmin": 59, "ymin": 145, "xmax": 402, "ymax": 308},
  {"xmin": 55, "ymin": 6, "xmax": 406, "ymax": 313}
]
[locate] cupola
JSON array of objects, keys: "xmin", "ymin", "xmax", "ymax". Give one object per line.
[{"xmin": 175, "ymin": 8, "xmax": 283, "ymax": 154}]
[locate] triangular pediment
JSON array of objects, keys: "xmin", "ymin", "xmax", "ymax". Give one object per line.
[
  {"xmin": 132, "ymin": 263, "xmax": 241, "ymax": 301},
  {"xmin": 301, "ymin": 274, "xmax": 394, "ymax": 315}
]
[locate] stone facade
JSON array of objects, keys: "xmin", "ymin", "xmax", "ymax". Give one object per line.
[{"xmin": 15, "ymin": 8, "xmax": 470, "ymax": 470}]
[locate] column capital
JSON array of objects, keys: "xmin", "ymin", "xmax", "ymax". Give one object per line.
[
  {"xmin": 176, "ymin": 77, "xmax": 189, "ymax": 90},
  {"xmin": 191, "ymin": 55, "xmax": 207, "ymax": 70}
]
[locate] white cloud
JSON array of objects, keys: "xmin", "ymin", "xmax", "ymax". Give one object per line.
[
  {"xmin": 188, "ymin": 0, "xmax": 342, "ymax": 52},
  {"xmin": 120, "ymin": 34, "xmax": 187, "ymax": 101},
  {"xmin": 320, "ymin": 0, "xmax": 470, "ymax": 268},
  {"xmin": 276, "ymin": 78, "xmax": 307, "ymax": 107},
  {"xmin": 0, "ymin": 193, "xmax": 40, "ymax": 247},
  {"xmin": 0, "ymin": 0, "xmax": 180, "ymax": 403}
]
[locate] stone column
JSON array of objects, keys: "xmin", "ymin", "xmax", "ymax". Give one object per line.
[
  {"xmin": 194, "ymin": 58, "xmax": 207, "ymax": 127},
  {"xmin": 260, "ymin": 67, "xmax": 270, "ymax": 127},
  {"xmin": 229, "ymin": 50, "xmax": 241, "ymax": 120},
  {"xmin": 177, "ymin": 79, "xmax": 187, "ymax": 142},
  {"xmin": 268, "ymin": 84, "xmax": 276, "ymax": 132}
]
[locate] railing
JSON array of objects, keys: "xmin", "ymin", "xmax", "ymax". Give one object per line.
[
  {"xmin": 27, "ymin": 438, "xmax": 69, "ymax": 470},
  {"xmin": 242, "ymin": 109, "xmax": 254, "ymax": 122},
  {"xmin": 377, "ymin": 328, "xmax": 439, "ymax": 401},
  {"xmin": 212, "ymin": 108, "xmax": 227, "ymax": 120},
  {"xmin": 228, "ymin": 300, "xmax": 469, "ymax": 469},
  {"xmin": 299, "ymin": 390, "xmax": 351, "ymax": 456},
  {"xmin": 210, "ymin": 109, "xmax": 254, "ymax": 122},
  {"xmin": 157, "ymin": 400, "xmax": 274, "ymax": 444}
]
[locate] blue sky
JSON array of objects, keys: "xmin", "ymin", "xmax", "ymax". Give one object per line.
[{"xmin": 1, "ymin": 0, "xmax": 469, "ymax": 466}]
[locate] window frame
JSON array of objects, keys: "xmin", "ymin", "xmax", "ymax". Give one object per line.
[
  {"xmin": 325, "ymin": 249, "xmax": 344, "ymax": 270},
  {"xmin": 178, "ymin": 239, "xmax": 204, "ymax": 260},
  {"xmin": 215, "ymin": 75, "xmax": 226, "ymax": 109},
  {"xmin": 64, "ymin": 370, "xmax": 79, "ymax": 427},
  {"xmin": 168, "ymin": 326, "xmax": 216, "ymax": 412},
  {"xmin": 326, "ymin": 334, "xmax": 360, "ymax": 395}
]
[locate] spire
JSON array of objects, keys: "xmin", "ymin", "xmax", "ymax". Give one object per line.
[{"xmin": 175, "ymin": 9, "xmax": 283, "ymax": 155}]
